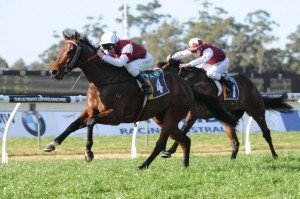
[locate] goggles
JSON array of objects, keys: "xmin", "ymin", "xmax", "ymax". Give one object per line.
[
  {"xmin": 102, "ymin": 43, "xmax": 115, "ymax": 50},
  {"xmin": 191, "ymin": 49, "xmax": 200, "ymax": 54}
]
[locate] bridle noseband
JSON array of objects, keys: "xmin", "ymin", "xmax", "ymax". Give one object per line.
[{"xmin": 64, "ymin": 40, "xmax": 97, "ymax": 73}]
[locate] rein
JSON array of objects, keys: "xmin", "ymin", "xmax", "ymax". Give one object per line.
[
  {"xmin": 59, "ymin": 37, "xmax": 151, "ymax": 127},
  {"xmin": 65, "ymin": 40, "xmax": 131, "ymax": 88},
  {"xmin": 65, "ymin": 40, "xmax": 78, "ymax": 47},
  {"xmin": 79, "ymin": 54, "xmax": 98, "ymax": 67},
  {"xmin": 65, "ymin": 40, "xmax": 98, "ymax": 73}
]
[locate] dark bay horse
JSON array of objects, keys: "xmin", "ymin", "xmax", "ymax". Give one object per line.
[
  {"xmin": 158, "ymin": 59, "xmax": 293, "ymax": 159},
  {"xmin": 44, "ymin": 31, "xmax": 235, "ymax": 169}
]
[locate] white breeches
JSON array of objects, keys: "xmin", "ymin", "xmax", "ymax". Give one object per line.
[
  {"xmin": 204, "ymin": 57, "xmax": 229, "ymax": 80},
  {"xmin": 125, "ymin": 52, "xmax": 153, "ymax": 77}
]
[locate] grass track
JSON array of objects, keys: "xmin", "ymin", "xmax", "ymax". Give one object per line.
[
  {"xmin": 1, "ymin": 132, "xmax": 299, "ymax": 198},
  {"xmin": 0, "ymin": 153, "xmax": 299, "ymax": 198}
]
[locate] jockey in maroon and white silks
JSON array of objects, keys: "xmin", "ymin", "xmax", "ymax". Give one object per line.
[
  {"xmin": 171, "ymin": 38, "xmax": 230, "ymax": 82},
  {"xmin": 97, "ymin": 32, "xmax": 153, "ymax": 94}
]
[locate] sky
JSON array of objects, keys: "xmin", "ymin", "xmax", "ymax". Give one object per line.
[{"xmin": 0, "ymin": 0, "xmax": 299, "ymax": 67}]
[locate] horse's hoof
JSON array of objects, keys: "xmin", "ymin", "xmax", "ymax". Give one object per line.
[
  {"xmin": 44, "ymin": 143, "xmax": 56, "ymax": 152},
  {"xmin": 85, "ymin": 151, "xmax": 94, "ymax": 162},
  {"xmin": 273, "ymin": 154, "xmax": 278, "ymax": 159},
  {"xmin": 230, "ymin": 154, "xmax": 237, "ymax": 159},
  {"xmin": 138, "ymin": 164, "xmax": 148, "ymax": 170},
  {"xmin": 160, "ymin": 151, "xmax": 171, "ymax": 158}
]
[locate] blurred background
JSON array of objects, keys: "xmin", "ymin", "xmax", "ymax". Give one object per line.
[{"xmin": 0, "ymin": 0, "xmax": 299, "ymax": 94}]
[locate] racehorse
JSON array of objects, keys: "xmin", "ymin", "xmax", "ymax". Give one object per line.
[
  {"xmin": 157, "ymin": 58, "xmax": 293, "ymax": 159},
  {"xmin": 44, "ymin": 31, "xmax": 236, "ymax": 169}
]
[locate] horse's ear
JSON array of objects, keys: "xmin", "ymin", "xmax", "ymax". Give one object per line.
[
  {"xmin": 63, "ymin": 31, "xmax": 70, "ymax": 40},
  {"xmin": 155, "ymin": 62, "xmax": 167, "ymax": 69},
  {"xmin": 162, "ymin": 62, "xmax": 170, "ymax": 70},
  {"xmin": 74, "ymin": 31, "xmax": 80, "ymax": 42}
]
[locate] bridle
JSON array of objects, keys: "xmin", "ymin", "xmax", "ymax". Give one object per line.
[
  {"xmin": 61, "ymin": 39, "xmax": 132, "ymax": 88},
  {"xmin": 64, "ymin": 40, "xmax": 98, "ymax": 73}
]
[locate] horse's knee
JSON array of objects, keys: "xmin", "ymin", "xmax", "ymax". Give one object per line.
[
  {"xmin": 236, "ymin": 140, "xmax": 240, "ymax": 147},
  {"xmin": 185, "ymin": 136, "xmax": 191, "ymax": 146},
  {"xmin": 155, "ymin": 140, "xmax": 167, "ymax": 150},
  {"xmin": 66, "ymin": 119, "xmax": 85, "ymax": 131},
  {"xmin": 262, "ymin": 130, "xmax": 272, "ymax": 140},
  {"xmin": 86, "ymin": 117, "xmax": 95, "ymax": 126}
]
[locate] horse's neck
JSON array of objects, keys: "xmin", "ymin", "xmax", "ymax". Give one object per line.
[
  {"xmin": 165, "ymin": 67, "xmax": 179, "ymax": 74},
  {"xmin": 197, "ymin": 69, "xmax": 210, "ymax": 81},
  {"xmin": 81, "ymin": 60, "xmax": 130, "ymax": 89},
  {"xmin": 196, "ymin": 70, "xmax": 218, "ymax": 96},
  {"xmin": 183, "ymin": 69, "xmax": 217, "ymax": 96}
]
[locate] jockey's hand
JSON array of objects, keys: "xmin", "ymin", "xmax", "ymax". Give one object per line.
[
  {"xmin": 97, "ymin": 49, "xmax": 104, "ymax": 58},
  {"xmin": 179, "ymin": 63, "xmax": 190, "ymax": 68}
]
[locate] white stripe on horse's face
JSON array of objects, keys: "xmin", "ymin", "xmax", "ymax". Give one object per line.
[{"xmin": 49, "ymin": 40, "xmax": 78, "ymax": 79}]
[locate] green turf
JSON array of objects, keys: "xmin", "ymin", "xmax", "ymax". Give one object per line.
[
  {"xmin": 1, "ymin": 132, "xmax": 299, "ymax": 198},
  {"xmin": 3, "ymin": 132, "xmax": 300, "ymax": 156},
  {"xmin": 0, "ymin": 152, "xmax": 299, "ymax": 198}
]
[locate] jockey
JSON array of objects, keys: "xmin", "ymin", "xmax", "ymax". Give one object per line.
[
  {"xmin": 171, "ymin": 38, "xmax": 233, "ymax": 90},
  {"xmin": 97, "ymin": 32, "xmax": 153, "ymax": 95}
]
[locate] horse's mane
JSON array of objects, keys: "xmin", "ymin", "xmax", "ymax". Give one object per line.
[
  {"xmin": 78, "ymin": 36, "xmax": 131, "ymax": 77},
  {"xmin": 156, "ymin": 61, "xmax": 167, "ymax": 69},
  {"xmin": 79, "ymin": 36, "xmax": 98, "ymax": 52},
  {"xmin": 168, "ymin": 58, "xmax": 207, "ymax": 75},
  {"xmin": 181, "ymin": 66, "xmax": 206, "ymax": 75}
]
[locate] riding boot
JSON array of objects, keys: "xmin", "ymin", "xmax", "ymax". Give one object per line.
[
  {"xmin": 220, "ymin": 74, "xmax": 233, "ymax": 91},
  {"xmin": 135, "ymin": 73, "xmax": 153, "ymax": 95}
]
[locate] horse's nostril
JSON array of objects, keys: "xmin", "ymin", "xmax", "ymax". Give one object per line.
[{"xmin": 50, "ymin": 70, "xmax": 58, "ymax": 76}]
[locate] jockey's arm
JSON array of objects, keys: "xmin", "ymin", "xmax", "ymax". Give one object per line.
[
  {"xmin": 171, "ymin": 50, "xmax": 193, "ymax": 60},
  {"xmin": 188, "ymin": 48, "xmax": 213, "ymax": 68},
  {"xmin": 102, "ymin": 55, "xmax": 128, "ymax": 67},
  {"xmin": 102, "ymin": 44, "xmax": 133, "ymax": 67}
]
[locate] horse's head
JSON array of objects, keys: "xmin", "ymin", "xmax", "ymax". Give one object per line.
[
  {"xmin": 156, "ymin": 58, "xmax": 208, "ymax": 85},
  {"xmin": 155, "ymin": 58, "xmax": 181, "ymax": 74},
  {"xmin": 49, "ymin": 30, "xmax": 97, "ymax": 80}
]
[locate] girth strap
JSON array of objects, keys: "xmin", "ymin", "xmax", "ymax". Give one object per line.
[{"xmin": 133, "ymin": 95, "xmax": 149, "ymax": 127}]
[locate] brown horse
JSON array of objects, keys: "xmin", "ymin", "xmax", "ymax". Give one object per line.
[
  {"xmin": 44, "ymin": 31, "xmax": 236, "ymax": 169},
  {"xmin": 158, "ymin": 58, "xmax": 293, "ymax": 159}
]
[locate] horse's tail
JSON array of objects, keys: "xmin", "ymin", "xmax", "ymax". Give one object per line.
[
  {"xmin": 263, "ymin": 93, "xmax": 293, "ymax": 113},
  {"xmin": 192, "ymin": 90, "xmax": 238, "ymax": 127}
]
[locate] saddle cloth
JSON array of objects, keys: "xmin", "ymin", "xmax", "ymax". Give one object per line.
[
  {"xmin": 140, "ymin": 69, "xmax": 170, "ymax": 100},
  {"xmin": 214, "ymin": 76, "xmax": 239, "ymax": 100}
]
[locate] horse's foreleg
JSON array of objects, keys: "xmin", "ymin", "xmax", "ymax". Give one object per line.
[
  {"xmin": 139, "ymin": 130, "xmax": 169, "ymax": 169},
  {"xmin": 164, "ymin": 113, "xmax": 192, "ymax": 168},
  {"xmin": 44, "ymin": 110, "xmax": 89, "ymax": 152},
  {"xmin": 93, "ymin": 109, "xmax": 118, "ymax": 124},
  {"xmin": 225, "ymin": 125, "xmax": 239, "ymax": 159},
  {"xmin": 139, "ymin": 113, "xmax": 190, "ymax": 169},
  {"xmin": 85, "ymin": 117, "xmax": 95, "ymax": 162},
  {"xmin": 160, "ymin": 111, "xmax": 196, "ymax": 158},
  {"xmin": 83, "ymin": 109, "xmax": 116, "ymax": 162},
  {"xmin": 169, "ymin": 128, "xmax": 191, "ymax": 168}
]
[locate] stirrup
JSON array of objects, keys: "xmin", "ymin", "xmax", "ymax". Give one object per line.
[
  {"xmin": 143, "ymin": 87, "xmax": 153, "ymax": 95},
  {"xmin": 225, "ymin": 82, "xmax": 233, "ymax": 91}
]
